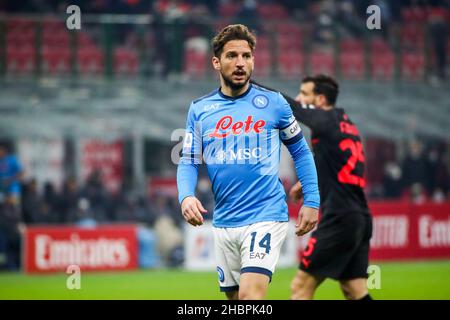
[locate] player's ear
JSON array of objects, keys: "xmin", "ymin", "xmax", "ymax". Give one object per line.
[
  {"xmin": 212, "ymin": 56, "xmax": 221, "ymax": 70},
  {"xmin": 316, "ymin": 94, "xmax": 326, "ymax": 107}
]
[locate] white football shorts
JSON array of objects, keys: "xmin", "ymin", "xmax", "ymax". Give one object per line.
[{"xmin": 213, "ymin": 220, "xmax": 289, "ymax": 292}]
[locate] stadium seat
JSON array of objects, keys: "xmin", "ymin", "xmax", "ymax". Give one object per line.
[
  {"xmin": 77, "ymin": 47, "xmax": 104, "ymax": 75},
  {"xmin": 277, "ymin": 34, "xmax": 302, "ymax": 52},
  {"xmin": 5, "ymin": 18, "xmax": 34, "ymax": 32},
  {"xmin": 6, "ymin": 45, "xmax": 36, "ymax": 74},
  {"xmin": 42, "ymin": 47, "xmax": 71, "ymax": 74},
  {"xmin": 310, "ymin": 51, "xmax": 335, "ymax": 76},
  {"xmin": 213, "ymin": 18, "xmax": 232, "ymax": 34},
  {"xmin": 275, "ymin": 22, "xmax": 302, "ymax": 38},
  {"xmin": 401, "ymin": 6, "xmax": 428, "ymax": 23},
  {"xmin": 257, "ymin": 3, "xmax": 288, "ymax": 20},
  {"xmin": 257, "ymin": 36, "xmax": 270, "ymax": 51},
  {"xmin": 401, "ymin": 52, "xmax": 425, "ymax": 81},
  {"xmin": 78, "ymin": 32, "xmax": 96, "ymax": 48},
  {"xmin": 370, "ymin": 52, "xmax": 395, "ymax": 81},
  {"xmin": 42, "ymin": 30, "xmax": 70, "ymax": 48},
  {"xmin": 253, "ymin": 49, "xmax": 271, "ymax": 78},
  {"xmin": 183, "ymin": 48, "xmax": 207, "ymax": 78},
  {"xmin": 340, "ymin": 39, "xmax": 364, "ymax": 53},
  {"xmin": 113, "ymin": 47, "xmax": 139, "ymax": 76},
  {"xmin": 340, "ymin": 51, "xmax": 365, "ymax": 80},
  {"xmin": 278, "ymin": 51, "xmax": 304, "ymax": 79},
  {"xmin": 370, "ymin": 37, "xmax": 391, "ymax": 52},
  {"xmin": 400, "ymin": 24, "xmax": 425, "ymax": 50},
  {"xmin": 218, "ymin": 3, "xmax": 240, "ymax": 17},
  {"xmin": 7, "ymin": 29, "xmax": 35, "ymax": 48}
]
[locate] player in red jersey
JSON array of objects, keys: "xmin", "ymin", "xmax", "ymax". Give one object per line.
[{"xmin": 252, "ymin": 75, "xmax": 373, "ymax": 300}]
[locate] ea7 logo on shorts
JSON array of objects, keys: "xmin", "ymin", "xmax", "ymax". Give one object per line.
[{"xmin": 249, "ymin": 252, "xmax": 267, "ymax": 260}]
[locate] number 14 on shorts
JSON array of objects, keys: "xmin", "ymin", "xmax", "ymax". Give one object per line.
[{"xmin": 249, "ymin": 232, "xmax": 271, "ymax": 259}]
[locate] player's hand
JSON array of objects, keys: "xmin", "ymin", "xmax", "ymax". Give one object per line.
[
  {"xmin": 289, "ymin": 181, "xmax": 303, "ymax": 203},
  {"xmin": 295, "ymin": 206, "xmax": 318, "ymax": 236},
  {"xmin": 181, "ymin": 196, "xmax": 207, "ymax": 227}
]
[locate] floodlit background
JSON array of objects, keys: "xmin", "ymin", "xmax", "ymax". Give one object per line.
[{"xmin": 0, "ymin": 0, "xmax": 449, "ymax": 299}]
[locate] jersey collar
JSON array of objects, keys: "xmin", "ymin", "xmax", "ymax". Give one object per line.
[{"xmin": 218, "ymin": 83, "xmax": 252, "ymax": 100}]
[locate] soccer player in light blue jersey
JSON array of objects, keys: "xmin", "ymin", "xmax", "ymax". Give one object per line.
[
  {"xmin": 0, "ymin": 144, "xmax": 23, "ymax": 206},
  {"xmin": 177, "ymin": 24, "xmax": 320, "ymax": 300}
]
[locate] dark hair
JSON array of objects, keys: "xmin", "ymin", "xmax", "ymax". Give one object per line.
[
  {"xmin": 302, "ymin": 74, "xmax": 339, "ymax": 105},
  {"xmin": 211, "ymin": 24, "xmax": 256, "ymax": 58}
]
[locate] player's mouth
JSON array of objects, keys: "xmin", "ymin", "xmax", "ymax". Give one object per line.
[{"xmin": 232, "ymin": 70, "xmax": 246, "ymax": 80}]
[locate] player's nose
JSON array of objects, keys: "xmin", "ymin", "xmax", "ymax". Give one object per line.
[{"xmin": 236, "ymin": 55, "xmax": 245, "ymax": 66}]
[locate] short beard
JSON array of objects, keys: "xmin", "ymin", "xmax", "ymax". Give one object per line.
[{"xmin": 221, "ymin": 71, "xmax": 251, "ymax": 91}]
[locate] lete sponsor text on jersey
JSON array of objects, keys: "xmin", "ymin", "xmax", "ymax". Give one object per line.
[{"xmin": 209, "ymin": 115, "xmax": 266, "ymax": 139}]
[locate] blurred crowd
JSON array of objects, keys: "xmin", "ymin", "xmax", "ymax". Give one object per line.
[{"xmin": 378, "ymin": 139, "xmax": 450, "ymax": 203}]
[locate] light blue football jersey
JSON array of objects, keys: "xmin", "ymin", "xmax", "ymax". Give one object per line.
[{"xmin": 177, "ymin": 84, "xmax": 319, "ymax": 228}]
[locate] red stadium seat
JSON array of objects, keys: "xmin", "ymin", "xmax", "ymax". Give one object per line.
[
  {"xmin": 78, "ymin": 32, "xmax": 96, "ymax": 48},
  {"xmin": 278, "ymin": 51, "xmax": 304, "ymax": 79},
  {"xmin": 213, "ymin": 18, "xmax": 232, "ymax": 34},
  {"xmin": 400, "ymin": 24, "xmax": 425, "ymax": 49},
  {"xmin": 340, "ymin": 39, "xmax": 364, "ymax": 53},
  {"xmin": 183, "ymin": 48, "xmax": 207, "ymax": 78},
  {"xmin": 401, "ymin": 6, "xmax": 428, "ymax": 23},
  {"xmin": 6, "ymin": 46, "xmax": 36, "ymax": 74},
  {"xmin": 277, "ymin": 34, "xmax": 302, "ymax": 52},
  {"xmin": 114, "ymin": 47, "xmax": 139, "ymax": 75},
  {"xmin": 310, "ymin": 51, "xmax": 335, "ymax": 76},
  {"xmin": 370, "ymin": 38, "xmax": 391, "ymax": 52},
  {"xmin": 253, "ymin": 49, "xmax": 271, "ymax": 78},
  {"xmin": 401, "ymin": 52, "xmax": 425, "ymax": 81},
  {"xmin": 7, "ymin": 29, "xmax": 35, "ymax": 47},
  {"xmin": 218, "ymin": 3, "xmax": 240, "ymax": 17},
  {"xmin": 370, "ymin": 51, "xmax": 394, "ymax": 81},
  {"xmin": 275, "ymin": 22, "xmax": 302, "ymax": 38},
  {"xmin": 42, "ymin": 30, "xmax": 70, "ymax": 48},
  {"xmin": 257, "ymin": 36, "xmax": 270, "ymax": 51},
  {"xmin": 42, "ymin": 19, "xmax": 65, "ymax": 32},
  {"xmin": 257, "ymin": 3, "xmax": 288, "ymax": 20},
  {"xmin": 77, "ymin": 47, "xmax": 104, "ymax": 75},
  {"xmin": 42, "ymin": 47, "xmax": 71, "ymax": 74},
  {"xmin": 6, "ymin": 18, "xmax": 34, "ymax": 32},
  {"xmin": 340, "ymin": 51, "xmax": 365, "ymax": 80}
]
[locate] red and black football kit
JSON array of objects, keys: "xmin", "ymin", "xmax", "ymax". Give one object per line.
[{"xmin": 253, "ymin": 81, "xmax": 372, "ymax": 280}]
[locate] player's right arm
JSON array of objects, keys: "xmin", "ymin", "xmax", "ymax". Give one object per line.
[{"xmin": 176, "ymin": 103, "xmax": 207, "ymax": 226}]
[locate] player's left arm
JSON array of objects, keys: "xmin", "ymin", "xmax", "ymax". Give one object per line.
[{"xmin": 277, "ymin": 94, "xmax": 320, "ymax": 236}]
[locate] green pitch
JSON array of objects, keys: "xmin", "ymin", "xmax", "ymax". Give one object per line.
[{"xmin": 0, "ymin": 260, "xmax": 449, "ymax": 299}]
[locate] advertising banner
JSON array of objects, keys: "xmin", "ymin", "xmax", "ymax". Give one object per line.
[{"xmin": 24, "ymin": 224, "xmax": 138, "ymax": 273}]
